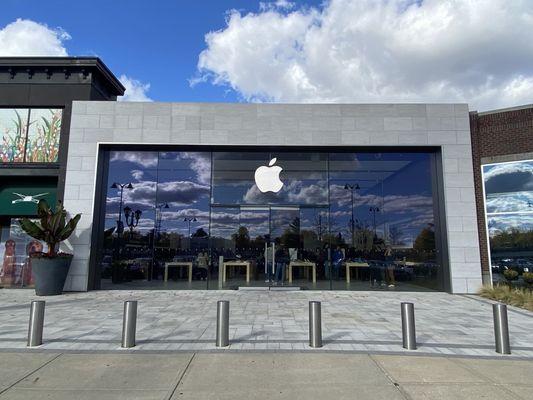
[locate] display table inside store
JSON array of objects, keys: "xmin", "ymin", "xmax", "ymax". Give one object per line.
[
  {"xmin": 223, "ymin": 261, "xmax": 252, "ymax": 283},
  {"xmin": 125, "ymin": 258, "xmax": 153, "ymax": 281},
  {"xmin": 164, "ymin": 261, "xmax": 193, "ymax": 282},
  {"xmin": 288, "ymin": 261, "xmax": 316, "ymax": 283},
  {"xmin": 345, "ymin": 261, "xmax": 370, "ymax": 283}
]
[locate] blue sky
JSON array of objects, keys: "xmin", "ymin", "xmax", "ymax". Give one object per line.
[
  {"xmin": 0, "ymin": 0, "xmax": 322, "ymax": 102},
  {"xmin": 1, "ymin": 0, "xmax": 532, "ymax": 110}
]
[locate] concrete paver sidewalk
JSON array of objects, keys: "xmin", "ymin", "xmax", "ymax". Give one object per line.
[
  {"xmin": 0, "ymin": 352, "xmax": 532, "ymax": 399},
  {"xmin": 1, "ymin": 290, "xmax": 533, "ymax": 357}
]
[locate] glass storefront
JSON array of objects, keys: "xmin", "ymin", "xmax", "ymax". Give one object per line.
[
  {"xmin": 99, "ymin": 148, "xmax": 445, "ymax": 291},
  {"xmin": 482, "ymin": 159, "xmax": 533, "ymax": 283}
]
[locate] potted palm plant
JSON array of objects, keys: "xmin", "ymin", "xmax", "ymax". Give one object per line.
[{"xmin": 19, "ymin": 200, "xmax": 81, "ymax": 296}]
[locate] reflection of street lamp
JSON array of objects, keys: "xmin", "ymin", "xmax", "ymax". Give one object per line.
[
  {"xmin": 124, "ymin": 206, "xmax": 142, "ymax": 231},
  {"xmin": 150, "ymin": 203, "xmax": 169, "ymax": 278},
  {"xmin": 111, "ymin": 182, "xmax": 133, "ymax": 234},
  {"xmin": 317, "ymin": 214, "xmax": 323, "ymax": 242},
  {"xmin": 184, "ymin": 217, "xmax": 197, "ymax": 237},
  {"xmin": 344, "ymin": 183, "xmax": 360, "ymax": 246},
  {"xmin": 369, "ymin": 206, "xmax": 380, "ymax": 236},
  {"xmin": 155, "ymin": 203, "xmax": 169, "ymax": 234}
]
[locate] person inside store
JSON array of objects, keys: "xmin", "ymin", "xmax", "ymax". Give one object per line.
[
  {"xmin": 384, "ymin": 245, "xmax": 396, "ymax": 288},
  {"xmin": 196, "ymin": 251, "xmax": 209, "ymax": 281},
  {"xmin": 274, "ymin": 247, "xmax": 289, "ymax": 285},
  {"xmin": 332, "ymin": 246, "xmax": 344, "ymax": 280}
]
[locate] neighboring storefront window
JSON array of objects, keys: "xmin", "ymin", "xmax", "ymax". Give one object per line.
[
  {"xmin": 483, "ymin": 159, "xmax": 533, "ymax": 283},
  {"xmin": 0, "ymin": 217, "xmax": 44, "ymax": 288},
  {"xmin": 0, "ymin": 108, "xmax": 62, "ymax": 163},
  {"xmin": 0, "ymin": 179, "xmax": 57, "ymax": 288},
  {"xmin": 100, "ymin": 149, "xmax": 444, "ymax": 291}
]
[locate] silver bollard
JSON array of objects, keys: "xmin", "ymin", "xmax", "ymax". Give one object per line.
[
  {"xmin": 309, "ymin": 301, "xmax": 322, "ymax": 348},
  {"xmin": 493, "ymin": 303, "xmax": 511, "ymax": 355},
  {"xmin": 216, "ymin": 300, "xmax": 230, "ymax": 347},
  {"xmin": 121, "ymin": 300, "xmax": 138, "ymax": 348},
  {"xmin": 401, "ymin": 302, "xmax": 417, "ymax": 350},
  {"xmin": 27, "ymin": 301, "xmax": 45, "ymax": 347}
]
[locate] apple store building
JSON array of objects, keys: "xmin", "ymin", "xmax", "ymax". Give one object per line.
[{"xmin": 62, "ymin": 103, "xmax": 482, "ymax": 293}]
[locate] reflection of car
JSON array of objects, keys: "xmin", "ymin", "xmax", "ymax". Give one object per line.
[
  {"xmin": 100, "ymin": 255, "xmax": 113, "ymax": 278},
  {"xmin": 492, "ymin": 258, "xmax": 533, "ymax": 274}
]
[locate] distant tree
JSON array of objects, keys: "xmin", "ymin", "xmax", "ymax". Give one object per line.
[
  {"xmin": 192, "ymin": 228, "xmax": 208, "ymax": 237},
  {"xmin": 389, "ymin": 226, "xmax": 404, "ymax": 246},
  {"xmin": 490, "ymin": 227, "xmax": 533, "ymax": 251},
  {"xmin": 413, "ymin": 225, "xmax": 435, "ymax": 252},
  {"xmin": 232, "ymin": 226, "xmax": 250, "ymax": 249}
]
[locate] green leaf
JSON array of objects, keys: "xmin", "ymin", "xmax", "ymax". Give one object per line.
[
  {"xmin": 19, "ymin": 218, "xmax": 46, "ymax": 241},
  {"xmin": 58, "ymin": 213, "xmax": 81, "ymax": 241},
  {"xmin": 18, "ymin": 200, "xmax": 81, "ymax": 257}
]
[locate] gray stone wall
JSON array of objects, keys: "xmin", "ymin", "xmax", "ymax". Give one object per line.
[{"xmin": 63, "ymin": 102, "xmax": 481, "ymax": 293}]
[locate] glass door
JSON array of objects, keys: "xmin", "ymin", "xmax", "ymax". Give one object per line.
[
  {"xmin": 271, "ymin": 206, "xmax": 330, "ymax": 289},
  {"xmin": 210, "ymin": 205, "xmax": 330, "ymax": 288},
  {"xmin": 210, "ymin": 206, "xmax": 270, "ymax": 288}
]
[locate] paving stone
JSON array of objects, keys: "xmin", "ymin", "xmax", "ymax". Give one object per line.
[
  {"xmin": 373, "ymin": 355, "xmax": 487, "ymax": 383},
  {"xmin": 401, "ymin": 383, "xmax": 517, "ymax": 400},
  {"xmin": 0, "ymin": 389, "xmax": 169, "ymax": 400},
  {"xmin": 455, "ymin": 358, "xmax": 533, "ymax": 385},
  {"xmin": 0, "ymin": 353, "xmax": 58, "ymax": 391},
  {"xmin": 0, "ymin": 290, "xmax": 532, "ymax": 357},
  {"xmin": 14, "ymin": 353, "xmax": 193, "ymax": 390}
]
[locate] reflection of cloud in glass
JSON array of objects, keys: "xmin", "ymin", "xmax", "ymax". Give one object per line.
[
  {"xmin": 106, "ymin": 179, "xmax": 209, "ymax": 213},
  {"xmin": 488, "ymin": 213, "xmax": 533, "ymax": 236},
  {"xmin": 157, "ymin": 181, "xmax": 209, "ymax": 206},
  {"xmin": 484, "ymin": 161, "xmax": 533, "ymax": 194},
  {"xmin": 160, "ymin": 208, "xmax": 209, "ymax": 221},
  {"xmin": 106, "ymin": 179, "xmax": 157, "ymax": 213},
  {"xmin": 330, "ymin": 183, "xmax": 433, "ymax": 214},
  {"xmin": 243, "ymin": 180, "xmax": 328, "ymax": 204},
  {"xmin": 110, "ymin": 151, "xmax": 158, "ymax": 168},
  {"xmin": 286, "ymin": 181, "xmax": 327, "ymax": 204},
  {"xmin": 131, "ymin": 169, "xmax": 144, "ymax": 180},
  {"xmin": 486, "ymin": 191, "xmax": 533, "ymax": 213},
  {"xmin": 176, "ymin": 152, "xmax": 211, "ymax": 184}
]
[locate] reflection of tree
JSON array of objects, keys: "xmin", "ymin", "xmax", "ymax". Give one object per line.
[
  {"xmin": 491, "ymin": 227, "xmax": 533, "ymax": 252},
  {"xmin": 232, "ymin": 226, "xmax": 250, "ymax": 249},
  {"xmin": 389, "ymin": 226, "xmax": 405, "ymax": 246},
  {"xmin": 279, "ymin": 217, "xmax": 300, "ymax": 248},
  {"xmin": 192, "ymin": 228, "xmax": 208, "ymax": 238},
  {"xmin": 413, "ymin": 224, "xmax": 435, "ymax": 260}
]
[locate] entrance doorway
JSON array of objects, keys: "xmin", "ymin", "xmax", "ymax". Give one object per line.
[{"xmin": 210, "ymin": 205, "xmax": 329, "ymax": 289}]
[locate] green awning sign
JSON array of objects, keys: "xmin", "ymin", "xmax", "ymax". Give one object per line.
[{"xmin": 0, "ymin": 184, "xmax": 57, "ymax": 216}]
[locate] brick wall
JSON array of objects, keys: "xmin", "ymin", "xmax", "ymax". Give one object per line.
[{"xmin": 470, "ymin": 106, "xmax": 533, "ymax": 282}]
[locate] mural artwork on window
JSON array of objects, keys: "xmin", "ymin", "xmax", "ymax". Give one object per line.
[{"xmin": 0, "ymin": 108, "xmax": 62, "ymax": 163}]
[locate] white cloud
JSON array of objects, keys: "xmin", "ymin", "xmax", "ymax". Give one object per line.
[
  {"xmin": 119, "ymin": 74, "xmax": 153, "ymax": 102},
  {"xmin": 196, "ymin": 0, "xmax": 533, "ymax": 111},
  {"xmin": 0, "ymin": 18, "xmax": 70, "ymax": 56},
  {"xmin": 260, "ymin": 0, "xmax": 295, "ymax": 11},
  {"xmin": 0, "ymin": 19, "xmax": 152, "ymax": 102}
]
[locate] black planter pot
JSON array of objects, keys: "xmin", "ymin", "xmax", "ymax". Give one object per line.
[{"xmin": 31, "ymin": 256, "xmax": 73, "ymax": 296}]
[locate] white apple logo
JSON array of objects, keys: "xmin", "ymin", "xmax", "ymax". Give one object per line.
[{"xmin": 254, "ymin": 157, "xmax": 283, "ymax": 193}]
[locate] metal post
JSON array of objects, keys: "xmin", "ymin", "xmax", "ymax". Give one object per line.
[
  {"xmin": 493, "ymin": 303, "xmax": 511, "ymax": 354},
  {"xmin": 309, "ymin": 301, "xmax": 322, "ymax": 348},
  {"xmin": 401, "ymin": 302, "xmax": 417, "ymax": 350},
  {"xmin": 218, "ymin": 255, "xmax": 224, "ymax": 289},
  {"xmin": 27, "ymin": 301, "xmax": 45, "ymax": 347},
  {"xmin": 216, "ymin": 300, "xmax": 230, "ymax": 347},
  {"xmin": 121, "ymin": 301, "xmax": 137, "ymax": 348}
]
